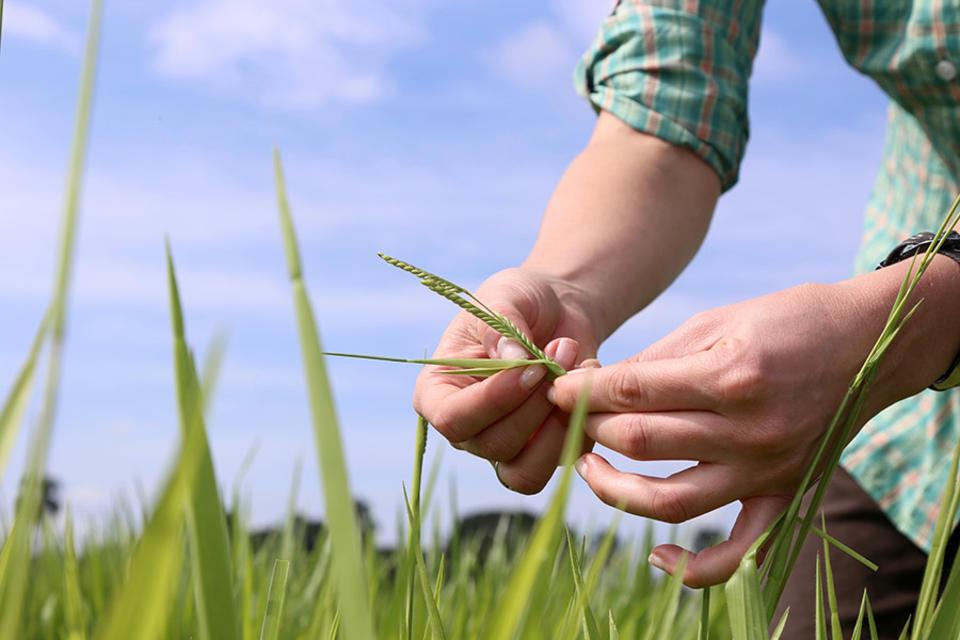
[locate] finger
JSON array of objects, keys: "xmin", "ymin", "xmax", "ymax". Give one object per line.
[
  {"xmin": 494, "ymin": 408, "xmax": 596, "ymax": 494},
  {"xmin": 584, "ymin": 411, "xmax": 727, "ymax": 462},
  {"xmin": 494, "ymin": 412, "xmax": 567, "ymax": 494},
  {"xmin": 549, "ymin": 352, "xmax": 720, "ymax": 413},
  {"xmin": 648, "ymin": 495, "xmax": 788, "ymax": 588},
  {"xmin": 414, "ymin": 362, "xmax": 536, "ymax": 442},
  {"xmin": 574, "ymin": 454, "xmax": 737, "ymax": 523},
  {"xmin": 414, "ymin": 323, "xmax": 547, "ymax": 442},
  {"xmin": 460, "ymin": 337, "xmax": 579, "ymax": 461}
]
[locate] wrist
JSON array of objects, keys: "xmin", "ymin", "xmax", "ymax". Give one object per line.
[
  {"xmin": 528, "ymin": 266, "xmax": 608, "ymax": 347},
  {"xmin": 833, "ymin": 255, "xmax": 960, "ymax": 411}
]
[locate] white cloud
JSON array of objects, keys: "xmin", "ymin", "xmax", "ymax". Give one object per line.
[
  {"xmin": 488, "ymin": 21, "xmax": 576, "ymax": 89},
  {"xmin": 3, "ymin": 2, "xmax": 80, "ymax": 54},
  {"xmin": 149, "ymin": 0, "xmax": 426, "ymax": 108}
]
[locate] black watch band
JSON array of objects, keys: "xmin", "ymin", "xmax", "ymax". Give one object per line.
[
  {"xmin": 877, "ymin": 231, "xmax": 960, "ymax": 270},
  {"xmin": 876, "ymin": 230, "xmax": 960, "ymax": 391}
]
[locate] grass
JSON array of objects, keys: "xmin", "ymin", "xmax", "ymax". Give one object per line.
[{"xmin": 5, "ymin": 2, "xmax": 960, "ymax": 638}]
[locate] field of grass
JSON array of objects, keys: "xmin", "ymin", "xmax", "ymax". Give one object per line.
[{"xmin": 5, "ymin": 3, "xmax": 960, "ymax": 639}]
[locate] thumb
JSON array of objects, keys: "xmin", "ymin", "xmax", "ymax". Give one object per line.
[{"xmin": 648, "ymin": 495, "xmax": 788, "ymax": 589}]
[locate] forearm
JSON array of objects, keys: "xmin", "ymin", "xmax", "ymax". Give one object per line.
[{"xmin": 522, "ymin": 112, "xmax": 721, "ymax": 342}]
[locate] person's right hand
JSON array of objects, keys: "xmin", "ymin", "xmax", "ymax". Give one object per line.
[{"xmin": 413, "ymin": 267, "xmax": 600, "ymax": 494}]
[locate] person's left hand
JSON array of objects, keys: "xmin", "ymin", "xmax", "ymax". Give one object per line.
[{"xmin": 547, "ymin": 281, "xmax": 903, "ymax": 588}]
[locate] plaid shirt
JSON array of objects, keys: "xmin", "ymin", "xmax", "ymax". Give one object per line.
[{"xmin": 575, "ymin": 0, "xmax": 960, "ymax": 551}]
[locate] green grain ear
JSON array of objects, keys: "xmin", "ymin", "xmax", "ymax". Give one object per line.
[{"xmin": 378, "ymin": 253, "xmax": 566, "ymax": 377}]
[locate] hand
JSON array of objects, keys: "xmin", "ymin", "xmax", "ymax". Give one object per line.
[
  {"xmin": 413, "ymin": 267, "xmax": 600, "ymax": 494},
  {"xmin": 549, "ymin": 281, "xmax": 901, "ymax": 588}
]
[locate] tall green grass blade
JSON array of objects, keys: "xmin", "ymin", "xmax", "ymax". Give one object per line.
[
  {"xmin": 851, "ymin": 591, "xmax": 868, "ymax": 640},
  {"xmin": 0, "ymin": 1, "xmax": 100, "ymax": 635},
  {"xmin": 698, "ymin": 587, "xmax": 711, "ymax": 640},
  {"xmin": 0, "ymin": 312, "xmax": 48, "ymax": 476},
  {"xmin": 487, "ymin": 384, "xmax": 588, "ymax": 640},
  {"xmin": 811, "ymin": 526, "xmax": 878, "ymax": 572},
  {"xmin": 324, "ymin": 351, "xmax": 553, "ymax": 377},
  {"xmin": 764, "ymin": 193, "xmax": 960, "ymax": 619},
  {"xmin": 274, "ymin": 148, "xmax": 375, "ymax": 640},
  {"xmin": 258, "ymin": 559, "xmax": 290, "ymax": 640},
  {"xmin": 725, "ymin": 530, "xmax": 769, "ymax": 640},
  {"xmin": 866, "ymin": 594, "xmax": 879, "ymax": 640},
  {"xmin": 95, "ymin": 410, "xmax": 206, "ymax": 640},
  {"xmin": 201, "ymin": 331, "xmax": 228, "ymax": 415},
  {"xmin": 897, "ymin": 618, "xmax": 911, "ymax": 640},
  {"xmin": 770, "ymin": 608, "xmax": 790, "ymax": 640},
  {"xmin": 608, "ymin": 611, "xmax": 620, "ymax": 640},
  {"xmin": 927, "ymin": 553, "xmax": 960, "ymax": 638},
  {"xmin": 407, "ymin": 416, "xmax": 429, "ymax": 640},
  {"xmin": 641, "ymin": 553, "xmax": 687, "ymax": 640},
  {"xmin": 402, "ymin": 485, "xmax": 446, "ymax": 640},
  {"xmin": 167, "ymin": 246, "xmax": 240, "ymax": 640},
  {"xmin": 576, "ymin": 518, "xmax": 618, "ymax": 639},
  {"xmin": 560, "ymin": 528, "xmax": 589, "ymax": 640},
  {"xmin": 912, "ymin": 433, "xmax": 960, "ymax": 639},
  {"xmin": 815, "ymin": 555, "xmax": 826, "ymax": 640},
  {"xmin": 821, "ymin": 515, "xmax": 842, "ymax": 640},
  {"xmin": 63, "ymin": 508, "xmax": 86, "ymax": 640}
]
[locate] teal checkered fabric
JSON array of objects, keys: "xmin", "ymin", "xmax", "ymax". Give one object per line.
[{"xmin": 575, "ymin": 0, "xmax": 960, "ymax": 551}]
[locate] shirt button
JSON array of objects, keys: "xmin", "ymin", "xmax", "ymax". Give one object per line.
[{"xmin": 936, "ymin": 59, "xmax": 957, "ymax": 81}]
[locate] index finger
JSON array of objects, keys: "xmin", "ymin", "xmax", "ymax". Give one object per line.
[{"xmin": 549, "ymin": 351, "xmax": 719, "ymax": 413}]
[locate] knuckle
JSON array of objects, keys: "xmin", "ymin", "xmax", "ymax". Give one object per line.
[
  {"xmin": 651, "ymin": 487, "xmax": 689, "ymax": 524},
  {"xmin": 621, "ymin": 415, "xmax": 651, "ymax": 458},
  {"xmin": 429, "ymin": 410, "xmax": 466, "ymax": 442},
  {"xmin": 712, "ymin": 338, "xmax": 765, "ymax": 404},
  {"xmin": 471, "ymin": 432, "xmax": 522, "ymax": 463},
  {"xmin": 746, "ymin": 419, "xmax": 791, "ymax": 458},
  {"xmin": 609, "ymin": 370, "xmax": 644, "ymax": 408}
]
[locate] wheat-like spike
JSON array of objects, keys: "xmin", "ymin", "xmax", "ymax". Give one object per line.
[
  {"xmin": 380, "ymin": 253, "xmax": 567, "ymax": 377},
  {"xmin": 422, "ymin": 279, "xmax": 563, "ymax": 376},
  {"xmin": 378, "ymin": 253, "xmax": 466, "ymax": 294}
]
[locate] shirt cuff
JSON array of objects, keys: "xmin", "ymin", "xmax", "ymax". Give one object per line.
[{"xmin": 574, "ymin": 2, "xmax": 759, "ymax": 192}]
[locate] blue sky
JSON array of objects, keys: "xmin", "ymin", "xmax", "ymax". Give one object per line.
[{"xmin": 0, "ymin": 0, "xmax": 890, "ymax": 544}]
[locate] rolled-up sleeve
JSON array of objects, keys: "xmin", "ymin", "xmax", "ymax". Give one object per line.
[{"xmin": 575, "ymin": 0, "xmax": 764, "ymax": 192}]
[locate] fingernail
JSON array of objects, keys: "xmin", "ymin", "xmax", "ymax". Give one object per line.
[
  {"xmin": 498, "ymin": 337, "xmax": 529, "ymax": 361},
  {"xmin": 520, "ymin": 364, "xmax": 547, "ymax": 389},
  {"xmin": 574, "ymin": 456, "xmax": 587, "ymax": 477},
  {"xmin": 546, "ymin": 386, "xmax": 557, "ymax": 404},
  {"xmin": 648, "ymin": 551, "xmax": 668, "ymax": 572},
  {"xmin": 555, "ymin": 338, "xmax": 578, "ymax": 368}
]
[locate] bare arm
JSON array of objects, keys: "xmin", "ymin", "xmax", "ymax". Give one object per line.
[
  {"xmin": 413, "ymin": 111, "xmax": 724, "ymax": 493},
  {"xmin": 524, "ymin": 111, "xmax": 722, "ymax": 341}
]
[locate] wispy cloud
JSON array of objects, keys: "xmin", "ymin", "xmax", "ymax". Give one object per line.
[
  {"xmin": 3, "ymin": 2, "xmax": 80, "ymax": 55},
  {"xmin": 149, "ymin": 0, "xmax": 426, "ymax": 108},
  {"xmin": 487, "ymin": 21, "xmax": 576, "ymax": 89}
]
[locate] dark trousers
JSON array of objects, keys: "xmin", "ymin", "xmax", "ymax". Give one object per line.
[{"xmin": 774, "ymin": 468, "xmax": 960, "ymax": 639}]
